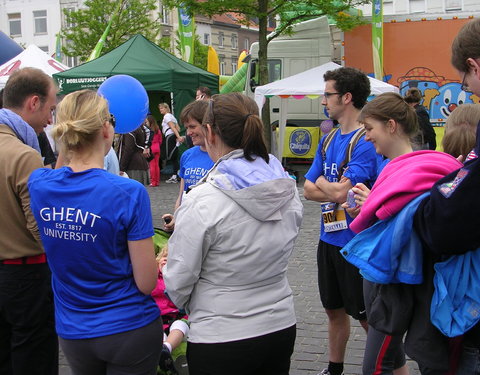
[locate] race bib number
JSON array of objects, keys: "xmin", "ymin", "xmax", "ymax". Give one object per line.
[{"xmin": 321, "ymin": 202, "xmax": 348, "ymax": 233}]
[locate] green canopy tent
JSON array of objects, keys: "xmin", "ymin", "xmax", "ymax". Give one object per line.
[{"xmin": 53, "ymin": 34, "xmax": 219, "ymax": 121}]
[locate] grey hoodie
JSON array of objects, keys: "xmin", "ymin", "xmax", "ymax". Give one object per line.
[{"xmin": 164, "ymin": 149, "xmax": 303, "ymax": 343}]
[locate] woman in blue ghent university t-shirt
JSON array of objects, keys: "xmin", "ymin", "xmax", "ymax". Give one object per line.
[{"xmin": 28, "ymin": 90, "xmax": 162, "ymax": 375}]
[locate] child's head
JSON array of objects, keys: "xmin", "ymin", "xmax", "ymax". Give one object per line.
[
  {"xmin": 358, "ymin": 93, "xmax": 418, "ymax": 159},
  {"xmin": 157, "ymin": 245, "xmax": 168, "ymax": 272},
  {"xmin": 158, "ymin": 245, "xmax": 168, "ymax": 259},
  {"xmin": 443, "ymin": 104, "xmax": 480, "ymax": 158}
]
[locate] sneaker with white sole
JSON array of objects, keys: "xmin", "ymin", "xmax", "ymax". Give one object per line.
[{"xmin": 166, "ymin": 175, "xmax": 178, "ymax": 183}]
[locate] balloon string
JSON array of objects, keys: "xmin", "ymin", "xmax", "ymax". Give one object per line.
[{"xmin": 118, "ymin": 135, "xmax": 123, "ymax": 167}]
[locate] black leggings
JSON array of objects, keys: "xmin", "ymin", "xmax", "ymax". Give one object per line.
[
  {"xmin": 59, "ymin": 318, "xmax": 163, "ymax": 375},
  {"xmin": 187, "ymin": 325, "xmax": 296, "ymax": 375}
]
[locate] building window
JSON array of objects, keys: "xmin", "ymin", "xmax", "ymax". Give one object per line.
[
  {"xmin": 64, "ymin": 7, "xmax": 76, "ymax": 28},
  {"xmin": 34, "ymin": 10, "xmax": 48, "ymax": 34},
  {"xmin": 66, "ymin": 55, "xmax": 79, "ymax": 67},
  {"xmin": 8, "ymin": 13, "xmax": 21, "ymax": 37},
  {"xmin": 204, "ymin": 33, "xmax": 210, "ymax": 45},
  {"xmin": 409, "ymin": 0, "xmax": 425, "ymax": 13},
  {"xmin": 244, "ymin": 38, "xmax": 250, "ymax": 51},
  {"xmin": 65, "ymin": 40, "xmax": 79, "ymax": 67},
  {"xmin": 160, "ymin": 5, "xmax": 170, "ymax": 24},
  {"xmin": 445, "ymin": 0, "xmax": 461, "ymax": 10},
  {"xmin": 39, "ymin": 46, "xmax": 49, "ymax": 53},
  {"xmin": 231, "ymin": 57, "xmax": 237, "ymax": 73},
  {"xmin": 218, "ymin": 32, "xmax": 224, "ymax": 48},
  {"xmin": 231, "ymin": 34, "xmax": 237, "ymax": 49},
  {"xmin": 220, "ymin": 58, "xmax": 225, "ymax": 75}
]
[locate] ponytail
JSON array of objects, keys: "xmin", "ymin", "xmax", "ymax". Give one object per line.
[
  {"xmin": 241, "ymin": 114, "xmax": 269, "ymax": 163},
  {"xmin": 206, "ymin": 93, "xmax": 270, "ymax": 163},
  {"xmin": 53, "ymin": 89, "xmax": 109, "ymax": 151},
  {"xmin": 52, "ymin": 118, "xmax": 98, "ymax": 150}
]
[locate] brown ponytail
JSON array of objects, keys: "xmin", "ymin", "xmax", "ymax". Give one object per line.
[
  {"xmin": 203, "ymin": 93, "xmax": 269, "ymax": 163},
  {"xmin": 241, "ymin": 114, "xmax": 269, "ymax": 162}
]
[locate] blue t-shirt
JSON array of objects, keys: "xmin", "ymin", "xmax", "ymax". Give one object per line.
[
  {"xmin": 28, "ymin": 167, "xmax": 159, "ymax": 339},
  {"xmin": 179, "ymin": 146, "xmax": 214, "ymax": 191},
  {"xmin": 305, "ymin": 128, "xmax": 382, "ymax": 247},
  {"xmin": 377, "ymin": 157, "xmax": 390, "ymax": 176},
  {"xmin": 104, "ymin": 147, "xmax": 120, "ymax": 175}
]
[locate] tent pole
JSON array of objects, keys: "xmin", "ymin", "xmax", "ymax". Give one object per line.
[{"xmin": 277, "ymin": 98, "xmax": 288, "ymax": 163}]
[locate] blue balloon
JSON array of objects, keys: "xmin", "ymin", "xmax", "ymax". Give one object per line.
[{"xmin": 97, "ymin": 75, "xmax": 149, "ymax": 134}]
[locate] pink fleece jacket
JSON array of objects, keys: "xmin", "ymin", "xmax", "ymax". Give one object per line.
[
  {"xmin": 151, "ymin": 271, "xmax": 179, "ymax": 317},
  {"xmin": 350, "ymin": 150, "xmax": 463, "ymax": 233}
]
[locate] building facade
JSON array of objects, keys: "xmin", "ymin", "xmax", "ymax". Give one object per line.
[
  {"xmin": 209, "ymin": 13, "xmax": 259, "ymax": 75},
  {"xmin": 0, "ymin": 0, "xmax": 258, "ymax": 72},
  {"xmin": 1, "ymin": 0, "xmax": 63, "ymax": 55},
  {"xmin": 358, "ymin": 0, "xmax": 479, "ymax": 17},
  {"xmin": 210, "ymin": 14, "xmax": 240, "ymax": 75}
]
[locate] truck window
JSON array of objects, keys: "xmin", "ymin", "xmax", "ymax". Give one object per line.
[
  {"xmin": 268, "ymin": 59, "xmax": 282, "ymax": 83},
  {"xmin": 249, "ymin": 59, "xmax": 282, "ymax": 91}
]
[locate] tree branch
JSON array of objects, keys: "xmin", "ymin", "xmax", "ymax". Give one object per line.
[
  {"xmin": 266, "ymin": 12, "xmax": 324, "ymax": 43},
  {"xmin": 267, "ymin": 2, "xmax": 289, "ymax": 16}
]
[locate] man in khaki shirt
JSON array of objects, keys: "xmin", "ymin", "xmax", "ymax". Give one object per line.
[{"xmin": 0, "ymin": 67, "xmax": 58, "ymax": 375}]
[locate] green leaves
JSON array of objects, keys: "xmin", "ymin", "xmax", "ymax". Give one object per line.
[{"xmin": 61, "ymin": 0, "xmax": 162, "ymax": 62}]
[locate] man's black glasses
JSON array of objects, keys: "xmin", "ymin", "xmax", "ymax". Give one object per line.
[
  {"xmin": 461, "ymin": 72, "xmax": 471, "ymax": 92},
  {"xmin": 324, "ymin": 92, "xmax": 343, "ymax": 98}
]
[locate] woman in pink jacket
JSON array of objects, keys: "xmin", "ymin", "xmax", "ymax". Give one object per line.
[{"xmin": 344, "ymin": 93, "xmax": 462, "ymax": 375}]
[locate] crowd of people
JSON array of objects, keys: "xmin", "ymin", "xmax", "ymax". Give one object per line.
[{"xmin": 0, "ymin": 17, "xmax": 479, "ymax": 375}]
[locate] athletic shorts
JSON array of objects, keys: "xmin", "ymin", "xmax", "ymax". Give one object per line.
[{"xmin": 317, "ymin": 240, "xmax": 366, "ymax": 320}]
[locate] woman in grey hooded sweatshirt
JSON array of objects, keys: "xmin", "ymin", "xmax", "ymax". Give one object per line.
[{"xmin": 164, "ymin": 92, "xmax": 303, "ymax": 375}]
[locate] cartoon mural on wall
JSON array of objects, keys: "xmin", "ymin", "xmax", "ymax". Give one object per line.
[{"xmin": 397, "ymin": 67, "xmax": 480, "ymax": 123}]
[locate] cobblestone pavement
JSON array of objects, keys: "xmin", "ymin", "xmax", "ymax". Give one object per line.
[{"xmin": 60, "ymin": 177, "xmax": 421, "ymax": 375}]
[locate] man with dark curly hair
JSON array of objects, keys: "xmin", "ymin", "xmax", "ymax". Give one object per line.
[{"xmin": 304, "ymin": 67, "xmax": 383, "ymax": 375}]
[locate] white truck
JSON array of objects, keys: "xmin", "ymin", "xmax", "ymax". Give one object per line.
[{"xmin": 245, "ymin": 16, "xmax": 336, "ymax": 126}]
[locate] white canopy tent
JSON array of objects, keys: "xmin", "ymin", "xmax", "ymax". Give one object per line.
[
  {"xmin": 0, "ymin": 45, "xmax": 69, "ymax": 89},
  {"xmin": 254, "ymin": 62, "xmax": 400, "ymax": 160}
]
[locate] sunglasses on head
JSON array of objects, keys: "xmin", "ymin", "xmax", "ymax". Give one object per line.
[{"xmin": 109, "ymin": 113, "xmax": 116, "ymax": 128}]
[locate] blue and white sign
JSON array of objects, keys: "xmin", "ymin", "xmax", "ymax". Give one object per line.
[{"xmin": 289, "ymin": 129, "xmax": 312, "ymax": 156}]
